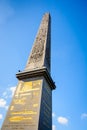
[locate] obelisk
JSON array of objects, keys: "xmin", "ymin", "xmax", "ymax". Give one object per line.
[{"xmin": 1, "ymin": 13, "xmax": 56, "ymax": 130}]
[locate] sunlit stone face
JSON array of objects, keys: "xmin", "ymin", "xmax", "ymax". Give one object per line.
[{"xmin": 1, "ymin": 79, "xmax": 43, "ymax": 130}]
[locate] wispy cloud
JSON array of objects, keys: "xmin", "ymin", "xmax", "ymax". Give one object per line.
[
  {"xmin": 3, "ymin": 92, "xmax": 7, "ymax": 96},
  {"xmin": 52, "ymin": 125, "xmax": 56, "ymax": 130},
  {"xmin": 9, "ymin": 86, "xmax": 16, "ymax": 97},
  {"xmin": 0, "ymin": 86, "xmax": 16, "ymax": 110},
  {"xmin": 81, "ymin": 113, "xmax": 87, "ymax": 119},
  {"xmin": 57, "ymin": 116, "xmax": 68, "ymax": 125},
  {"xmin": 0, "ymin": 114, "xmax": 3, "ymax": 120},
  {"xmin": 0, "ymin": 98, "xmax": 8, "ymax": 109},
  {"xmin": 2, "ymin": 86, "xmax": 16, "ymax": 99},
  {"xmin": 0, "ymin": 98, "xmax": 6, "ymax": 107},
  {"xmin": 2, "ymin": 92, "xmax": 8, "ymax": 99},
  {"xmin": 0, "ymin": 0, "xmax": 14, "ymax": 24},
  {"xmin": 52, "ymin": 112, "xmax": 56, "ymax": 118}
]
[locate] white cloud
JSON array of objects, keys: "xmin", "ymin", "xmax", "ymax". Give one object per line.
[
  {"xmin": 2, "ymin": 86, "xmax": 16, "ymax": 99},
  {"xmin": 52, "ymin": 113, "xmax": 56, "ymax": 118},
  {"xmin": 0, "ymin": 98, "xmax": 6, "ymax": 108},
  {"xmin": 0, "ymin": 0, "xmax": 14, "ymax": 24},
  {"xmin": 3, "ymin": 92, "xmax": 7, "ymax": 96},
  {"xmin": 2, "ymin": 91, "xmax": 8, "ymax": 99},
  {"xmin": 81, "ymin": 113, "xmax": 87, "ymax": 119},
  {"xmin": 0, "ymin": 86, "xmax": 16, "ymax": 111},
  {"xmin": 0, "ymin": 114, "xmax": 3, "ymax": 120},
  {"xmin": 10, "ymin": 86, "xmax": 16, "ymax": 97},
  {"xmin": 57, "ymin": 116, "xmax": 68, "ymax": 125},
  {"xmin": 0, "ymin": 98, "xmax": 8, "ymax": 110},
  {"xmin": 52, "ymin": 125, "xmax": 56, "ymax": 130}
]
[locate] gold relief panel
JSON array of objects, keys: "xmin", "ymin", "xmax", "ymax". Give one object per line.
[
  {"xmin": 13, "ymin": 97, "xmax": 26, "ymax": 105},
  {"xmin": 11, "ymin": 110, "xmax": 37, "ymax": 115},
  {"xmin": 7, "ymin": 79, "xmax": 42, "ymax": 127},
  {"xmin": 33, "ymin": 104, "xmax": 38, "ymax": 107},
  {"xmin": 10, "ymin": 106, "xmax": 14, "ymax": 111},
  {"xmin": 15, "ymin": 80, "xmax": 42, "ymax": 97},
  {"xmin": 20, "ymin": 82, "xmax": 32, "ymax": 92},
  {"xmin": 9, "ymin": 116, "xmax": 34, "ymax": 122},
  {"xmin": 33, "ymin": 91, "xmax": 39, "ymax": 96},
  {"xmin": 32, "ymin": 80, "xmax": 41, "ymax": 88}
]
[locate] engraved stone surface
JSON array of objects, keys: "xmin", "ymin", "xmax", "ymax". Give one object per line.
[{"xmin": 25, "ymin": 13, "xmax": 51, "ymax": 73}]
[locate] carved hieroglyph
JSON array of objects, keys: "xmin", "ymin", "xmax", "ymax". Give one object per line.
[{"xmin": 25, "ymin": 13, "xmax": 51, "ymax": 73}]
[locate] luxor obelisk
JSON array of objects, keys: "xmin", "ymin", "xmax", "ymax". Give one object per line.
[{"xmin": 1, "ymin": 13, "xmax": 56, "ymax": 130}]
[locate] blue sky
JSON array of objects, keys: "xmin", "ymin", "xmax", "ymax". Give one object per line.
[{"xmin": 0, "ymin": 0, "xmax": 87, "ymax": 130}]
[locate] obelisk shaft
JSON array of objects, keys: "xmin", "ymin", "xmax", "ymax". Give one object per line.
[{"xmin": 25, "ymin": 13, "xmax": 51, "ymax": 73}]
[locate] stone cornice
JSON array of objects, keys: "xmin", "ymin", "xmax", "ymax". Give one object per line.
[{"xmin": 16, "ymin": 67, "xmax": 56, "ymax": 90}]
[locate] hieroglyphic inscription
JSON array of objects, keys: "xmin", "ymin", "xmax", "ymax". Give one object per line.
[
  {"xmin": 28, "ymin": 14, "xmax": 49, "ymax": 63},
  {"xmin": 25, "ymin": 13, "xmax": 50, "ymax": 71}
]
